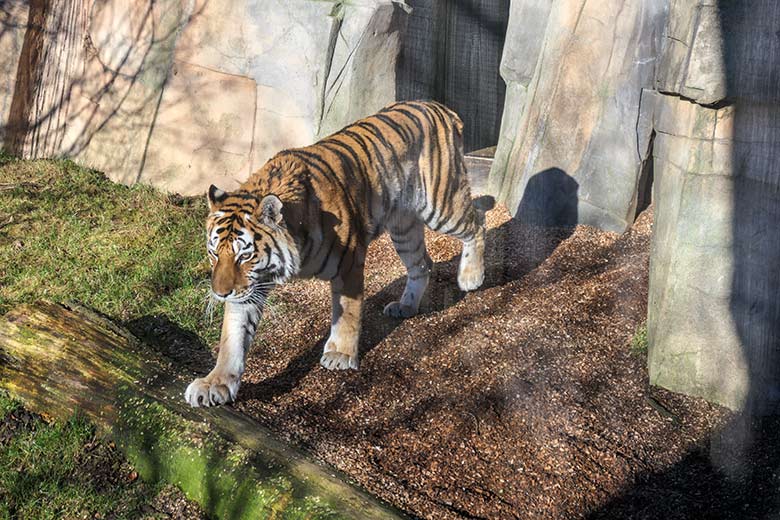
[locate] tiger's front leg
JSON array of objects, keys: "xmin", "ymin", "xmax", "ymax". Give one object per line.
[
  {"xmin": 320, "ymin": 257, "xmax": 365, "ymax": 370},
  {"xmin": 185, "ymin": 302, "xmax": 260, "ymax": 407}
]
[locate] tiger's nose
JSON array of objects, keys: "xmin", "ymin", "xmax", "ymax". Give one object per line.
[{"xmin": 212, "ymin": 289, "xmax": 232, "ymax": 298}]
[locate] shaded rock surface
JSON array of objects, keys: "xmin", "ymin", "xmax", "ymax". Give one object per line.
[{"xmin": 647, "ymin": 0, "xmax": 780, "ymax": 412}]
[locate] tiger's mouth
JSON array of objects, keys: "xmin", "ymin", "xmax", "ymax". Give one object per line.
[
  {"xmin": 210, "ymin": 290, "xmax": 243, "ymax": 303},
  {"xmin": 209, "ymin": 268, "xmax": 287, "ymax": 306},
  {"xmin": 210, "ymin": 288, "xmax": 261, "ymax": 304},
  {"xmin": 210, "ymin": 281, "xmax": 277, "ymax": 306}
]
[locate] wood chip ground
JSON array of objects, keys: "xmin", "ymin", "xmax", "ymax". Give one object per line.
[{"xmin": 229, "ymin": 206, "xmax": 776, "ymax": 519}]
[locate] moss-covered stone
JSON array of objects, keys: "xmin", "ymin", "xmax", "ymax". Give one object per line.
[{"xmin": 0, "ymin": 301, "xmax": 403, "ymax": 519}]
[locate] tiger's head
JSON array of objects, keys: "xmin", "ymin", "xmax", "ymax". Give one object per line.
[{"xmin": 205, "ymin": 185, "xmax": 299, "ymax": 305}]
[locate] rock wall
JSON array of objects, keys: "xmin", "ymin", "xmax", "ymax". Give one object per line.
[
  {"xmin": 488, "ymin": 0, "xmax": 779, "ymax": 411},
  {"xmin": 488, "ymin": 0, "xmax": 667, "ymax": 233},
  {"xmin": 647, "ymin": 0, "xmax": 780, "ymax": 412},
  {"xmin": 0, "ymin": 0, "xmax": 406, "ymax": 195}
]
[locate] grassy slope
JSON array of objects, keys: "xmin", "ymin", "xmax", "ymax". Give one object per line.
[
  {"xmin": 1, "ymin": 393, "xmax": 150, "ymax": 519},
  {"xmin": 0, "ymin": 154, "xmax": 220, "ymax": 344},
  {"xmin": 0, "ymin": 155, "xmax": 219, "ymax": 518}
]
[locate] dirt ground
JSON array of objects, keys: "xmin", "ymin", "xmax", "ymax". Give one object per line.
[{"xmin": 231, "ymin": 205, "xmax": 777, "ymax": 519}]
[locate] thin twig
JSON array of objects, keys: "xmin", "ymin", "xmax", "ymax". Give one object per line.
[{"xmin": 0, "ymin": 182, "xmax": 39, "ymax": 191}]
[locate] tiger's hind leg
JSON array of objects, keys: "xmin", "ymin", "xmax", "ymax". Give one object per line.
[
  {"xmin": 425, "ymin": 191, "xmax": 490, "ymax": 292},
  {"xmin": 383, "ymin": 211, "xmax": 432, "ymax": 319},
  {"xmin": 413, "ymin": 109, "xmax": 490, "ymax": 291},
  {"xmin": 456, "ymin": 215, "xmax": 487, "ymax": 291}
]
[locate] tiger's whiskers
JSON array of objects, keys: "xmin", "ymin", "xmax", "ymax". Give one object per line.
[{"xmin": 203, "ymin": 293, "xmax": 218, "ymax": 324}]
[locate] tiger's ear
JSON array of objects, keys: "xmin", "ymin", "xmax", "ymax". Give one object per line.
[
  {"xmin": 258, "ymin": 194, "xmax": 283, "ymax": 225},
  {"xmin": 207, "ymin": 184, "xmax": 228, "ymax": 211}
]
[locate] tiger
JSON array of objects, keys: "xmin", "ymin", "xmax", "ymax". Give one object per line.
[{"xmin": 184, "ymin": 100, "xmax": 494, "ymax": 407}]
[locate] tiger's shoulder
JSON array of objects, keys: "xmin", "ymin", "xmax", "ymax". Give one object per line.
[{"xmin": 240, "ymin": 151, "xmax": 311, "ymax": 201}]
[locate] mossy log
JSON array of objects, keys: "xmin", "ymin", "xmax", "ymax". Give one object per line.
[{"xmin": 0, "ymin": 301, "xmax": 404, "ymax": 520}]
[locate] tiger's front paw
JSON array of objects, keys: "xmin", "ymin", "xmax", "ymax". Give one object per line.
[
  {"xmin": 320, "ymin": 339, "xmax": 358, "ymax": 370},
  {"xmin": 184, "ymin": 371, "xmax": 240, "ymax": 407}
]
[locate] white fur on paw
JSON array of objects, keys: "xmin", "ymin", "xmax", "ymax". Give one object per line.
[
  {"xmin": 184, "ymin": 374, "xmax": 239, "ymax": 407},
  {"xmin": 320, "ymin": 351, "xmax": 358, "ymax": 370},
  {"xmin": 383, "ymin": 301, "xmax": 418, "ymax": 319},
  {"xmin": 458, "ymin": 266, "xmax": 485, "ymax": 291}
]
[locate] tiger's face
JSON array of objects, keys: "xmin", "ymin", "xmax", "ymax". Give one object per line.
[{"xmin": 205, "ymin": 185, "xmax": 295, "ymax": 305}]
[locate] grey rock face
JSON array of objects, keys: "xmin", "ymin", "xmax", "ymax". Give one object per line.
[
  {"xmin": 488, "ymin": 0, "xmax": 667, "ymax": 233},
  {"xmin": 0, "ymin": 0, "xmax": 407, "ymax": 195},
  {"xmin": 486, "ymin": 0, "xmax": 780, "ymax": 411},
  {"xmin": 317, "ymin": 2, "xmax": 403, "ymax": 139},
  {"xmin": 655, "ymin": 1, "xmax": 728, "ymax": 105},
  {"xmin": 647, "ymin": 0, "xmax": 780, "ymax": 412},
  {"xmin": 647, "ymin": 92, "xmax": 747, "ymax": 409}
]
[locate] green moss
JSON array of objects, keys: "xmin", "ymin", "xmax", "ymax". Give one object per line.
[
  {"xmin": 115, "ymin": 392, "xmax": 344, "ymax": 519},
  {"xmin": 630, "ymin": 323, "xmax": 648, "ymax": 357},
  {"xmin": 15, "ymin": 324, "xmax": 38, "ymax": 345}
]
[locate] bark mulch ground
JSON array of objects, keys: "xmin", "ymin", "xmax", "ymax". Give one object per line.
[{"xmin": 232, "ymin": 205, "xmax": 778, "ymax": 519}]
